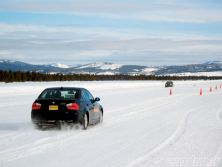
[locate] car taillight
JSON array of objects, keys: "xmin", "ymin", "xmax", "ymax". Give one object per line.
[
  {"xmin": 32, "ymin": 103, "xmax": 41, "ymax": 110},
  {"xmin": 66, "ymin": 103, "xmax": 79, "ymax": 110}
]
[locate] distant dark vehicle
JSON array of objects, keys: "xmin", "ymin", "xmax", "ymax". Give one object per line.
[
  {"xmin": 165, "ymin": 81, "xmax": 174, "ymax": 87},
  {"xmin": 31, "ymin": 87, "xmax": 103, "ymax": 130}
]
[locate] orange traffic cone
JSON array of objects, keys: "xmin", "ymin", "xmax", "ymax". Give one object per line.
[{"xmin": 200, "ymin": 88, "xmax": 203, "ymax": 96}]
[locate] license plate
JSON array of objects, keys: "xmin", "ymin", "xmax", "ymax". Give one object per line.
[{"xmin": 49, "ymin": 105, "xmax": 58, "ymax": 110}]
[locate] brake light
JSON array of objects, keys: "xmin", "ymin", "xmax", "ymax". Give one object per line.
[
  {"xmin": 32, "ymin": 103, "xmax": 41, "ymax": 110},
  {"xmin": 66, "ymin": 103, "xmax": 79, "ymax": 110}
]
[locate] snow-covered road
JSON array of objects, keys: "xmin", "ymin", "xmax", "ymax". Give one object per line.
[{"xmin": 0, "ymin": 81, "xmax": 222, "ymax": 167}]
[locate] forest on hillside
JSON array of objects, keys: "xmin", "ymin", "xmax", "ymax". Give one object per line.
[{"xmin": 0, "ymin": 70, "xmax": 222, "ymax": 82}]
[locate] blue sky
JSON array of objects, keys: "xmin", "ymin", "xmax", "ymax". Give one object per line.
[{"xmin": 0, "ymin": 0, "xmax": 222, "ymax": 65}]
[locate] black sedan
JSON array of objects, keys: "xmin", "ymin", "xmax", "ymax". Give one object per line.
[
  {"xmin": 31, "ymin": 87, "xmax": 103, "ymax": 129},
  {"xmin": 165, "ymin": 81, "xmax": 174, "ymax": 87}
]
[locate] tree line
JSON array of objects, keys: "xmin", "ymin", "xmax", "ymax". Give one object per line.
[{"xmin": 0, "ymin": 70, "xmax": 222, "ymax": 83}]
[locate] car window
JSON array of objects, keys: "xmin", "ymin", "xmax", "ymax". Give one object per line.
[
  {"xmin": 82, "ymin": 90, "xmax": 94, "ymax": 101},
  {"xmin": 81, "ymin": 90, "xmax": 89, "ymax": 101},
  {"xmin": 85, "ymin": 90, "xmax": 94, "ymax": 101},
  {"xmin": 39, "ymin": 89, "xmax": 79, "ymax": 99}
]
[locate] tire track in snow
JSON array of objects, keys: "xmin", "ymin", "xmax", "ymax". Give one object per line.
[
  {"xmin": 0, "ymin": 87, "xmax": 193, "ymax": 166},
  {"xmin": 0, "ymin": 94, "xmax": 158, "ymax": 164},
  {"xmin": 104, "ymin": 99, "xmax": 171, "ymax": 126},
  {"xmin": 127, "ymin": 106, "xmax": 201, "ymax": 167},
  {"xmin": 0, "ymin": 96, "xmax": 179, "ymax": 165},
  {"xmin": 206, "ymin": 110, "xmax": 222, "ymax": 167},
  {"xmin": 86, "ymin": 95, "xmax": 196, "ymax": 167},
  {"xmin": 0, "ymin": 129, "xmax": 86, "ymax": 164},
  {"xmin": 206, "ymin": 142, "xmax": 222, "ymax": 167},
  {"xmin": 88, "ymin": 121, "xmax": 177, "ymax": 167},
  {"xmin": 104, "ymin": 95, "xmax": 193, "ymax": 127}
]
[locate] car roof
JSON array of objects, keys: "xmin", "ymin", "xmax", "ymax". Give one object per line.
[{"xmin": 44, "ymin": 87, "xmax": 85, "ymax": 91}]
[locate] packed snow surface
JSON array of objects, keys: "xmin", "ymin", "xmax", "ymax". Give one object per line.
[{"xmin": 1, "ymin": 81, "xmax": 222, "ymax": 167}]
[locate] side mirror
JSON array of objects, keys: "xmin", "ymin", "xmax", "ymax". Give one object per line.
[{"xmin": 94, "ymin": 97, "xmax": 100, "ymax": 102}]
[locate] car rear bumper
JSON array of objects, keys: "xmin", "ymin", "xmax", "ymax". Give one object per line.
[
  {"xmin": 32, "ymin": 120, "xmax": 79, "ymax": 127},
  {"xmin": 31, "ymin": 110, "xmax": 80, "ymax": 124}
]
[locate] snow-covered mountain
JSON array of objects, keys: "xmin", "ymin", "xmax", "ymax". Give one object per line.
[
  {"xmin": 50, "ymin": 63, "xmax": 70, "ymax": 69},
  {"xmin": 71, "ymin": 62, "xmax": 155, "ymax": 75},
  {"xmin": 0, "ymin": 59, "xmax": 222, "ymax": 76},
  {"xmin": 75, "ymin": 62, "xmax": 122, "ymax": 70},
  {"xmin": 0, "ymin": 59, "xmax": 62, "ymax": 73}
]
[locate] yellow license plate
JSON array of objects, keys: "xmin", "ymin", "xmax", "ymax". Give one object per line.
[{"xmin": 49, "ymin": 105, "xmax": 58, "ymax": 110}]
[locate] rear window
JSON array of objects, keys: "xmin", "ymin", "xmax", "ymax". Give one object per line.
[{"xmin": 39, "ymin": 89, "xmax": 79, "ymax": 99}]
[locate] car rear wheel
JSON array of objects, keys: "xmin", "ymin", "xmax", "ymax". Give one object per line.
[
  {"xmin": 99, "ymin": 110, "xmax": 103, "ymax": 123},
  {"xmin": 33, "ymin": 123, "xmax": 44, "ymax": 130},
  {"xmin": 82, "ymin": 113, "xmax": 88, "ymax": 130}
]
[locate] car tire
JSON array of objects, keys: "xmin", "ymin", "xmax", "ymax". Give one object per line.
[
  {"xmin": 33, "ymin": 123, "xmax": 42, "ymax": 130},
  {"xmin": 82, "ymin": 113, "xmax": 88, "ymax": 130},
  {"xmin": 99, "ymin": 110, "xmax": 103, "ymax": 123}
]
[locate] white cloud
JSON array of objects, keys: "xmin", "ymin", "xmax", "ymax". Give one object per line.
[
  {"xmin": 77, "ymin": 50, "xmax": 115, "ymax": 57},
  {"xmin": 0, "ymin": 23, "xmax": 221, "ymax": 41},
  {"xmin": 0, "ymin": 23, "xmax": 222, "ymax": 53},
  {"xmin": 0, "ymin": 23, "xmax": 221, "ymax": 65},
  {"xmin": 73, "ymin": 7, "xmax": 222, "ymax": 23},
  {"xmin": 0, "ymin": 23, "xmax": 146, "ymax": 40},
  {"xmin": 0, "ymin": 50, "xmax": 25, "ymax": 60},
  {"xmin": 1, "ymin": 1, "xmax": 222, "ymax": 23},
  {"xmin": 0, "ymin": 50, "xmax": 12, "ymax": 55}
]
